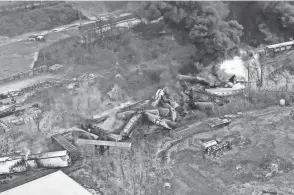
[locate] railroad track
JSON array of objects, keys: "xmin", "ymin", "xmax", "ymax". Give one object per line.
[
  {"xmin": 170, "ymin": 106, "xmax": 293, "ymax": 139},
  {"xmin": 245, "ymin": 106, "xmax": 293, "ymax": 118}
]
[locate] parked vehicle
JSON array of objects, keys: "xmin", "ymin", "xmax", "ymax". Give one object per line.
[{"xmin": 201, "ymin": 137, "xmax": 233, "ymax": 157}]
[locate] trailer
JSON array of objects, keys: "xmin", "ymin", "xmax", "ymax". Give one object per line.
[{"xmin": 76, "ymin": 139, "xmax": 132, "ymax": 149}]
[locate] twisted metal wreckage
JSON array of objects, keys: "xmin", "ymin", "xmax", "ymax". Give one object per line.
[
  {"xmin": 0, "ymin": 74, "xmax": 245, "ymax": 176},
  {"xmin": 75, "ymin": 74, "xmax": 246, "ymax": 154}
]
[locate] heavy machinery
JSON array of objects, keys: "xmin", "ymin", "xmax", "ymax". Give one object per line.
[
  {"xmin": 201, "ymin": 137, "xmax": 233, "ymax": 157},
  {"xmin": 208, "ymin": 118, "xmax": 231, "ymax": 128}
]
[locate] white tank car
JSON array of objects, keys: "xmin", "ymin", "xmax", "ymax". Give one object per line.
[
  {"xmin": 0, "ymin": 150, "xmax": 71, "ymax": 175},
  {"xmin": 32, "ymin": 150, "xmax": 71, "ymax": 168}
]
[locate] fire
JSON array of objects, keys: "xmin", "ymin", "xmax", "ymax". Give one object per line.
[{"xmin": 219, "ymin": 56, "xmax": 248, "ymax": 81}]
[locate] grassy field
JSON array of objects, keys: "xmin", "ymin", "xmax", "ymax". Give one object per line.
[{"xmin": 0, "ymin": 31, "xmax": 71, "ymax": 79}]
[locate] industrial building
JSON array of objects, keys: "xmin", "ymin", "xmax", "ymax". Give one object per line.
[{"xmin": 0, "ymin": 171, "xmax": 93, "ymax": 195}]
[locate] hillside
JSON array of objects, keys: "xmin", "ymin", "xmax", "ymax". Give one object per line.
[{"xmin": 0, "ymin": 2, "xmax": 83, "ymax": 37}]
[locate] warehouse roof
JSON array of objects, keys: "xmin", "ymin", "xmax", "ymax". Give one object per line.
[{"xmin": 0, "ymin": 171, "xmax": 92, "ymax": 195}]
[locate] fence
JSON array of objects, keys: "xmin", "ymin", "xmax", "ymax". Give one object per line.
[{"xmin": 0, "ymin": 65, "xmax": 49, "ymax": 85}]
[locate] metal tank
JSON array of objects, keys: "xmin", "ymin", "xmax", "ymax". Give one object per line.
[
  {"xmin": 144, "ymin": 112, "xmax": 172, "ymax": 130},
  {"xmin": 116, "ymin": 110, "xmax": 137, "ymax": 120},
  {"xmin": 32, "ymin": 150, "xmax": 71, "ymax": 168},
  {"xmin": 120, "ymin": 112, "xmax": 143, "ymax": 138}
]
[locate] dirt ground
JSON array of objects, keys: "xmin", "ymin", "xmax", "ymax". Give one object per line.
[
  {"xmin": 161, "ymin": 106, "xmax": 294, "ymax": 195},
  {"xmin": 59, "ymin": 104, "xmax": 294, "ymax": 195}
]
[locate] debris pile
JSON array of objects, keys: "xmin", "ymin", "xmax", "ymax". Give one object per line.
[{"xmin": 73, "ymin": 71, "xmax": 248, "ymax": 151}]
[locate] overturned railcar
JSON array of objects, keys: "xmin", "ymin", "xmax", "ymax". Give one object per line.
[
  {"xmin": 120, "ymin": 112, "xmax": 143, "ymax": 138},
  {"xmin": 30, "ymin": 150, "xmax": 71, "ymax": 168},
  {"xmin": 0, "ymin": 150, "xmax": 71, "ymax": 175}
]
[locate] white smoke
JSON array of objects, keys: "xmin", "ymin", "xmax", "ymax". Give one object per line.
[{"xmin": 219, "ymin": 56, "xmax": 248, "ymax": 81}]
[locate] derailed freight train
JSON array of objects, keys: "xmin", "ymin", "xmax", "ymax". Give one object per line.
[
  {"xmin": 120, "ymin": 111, "xmax": 143, "ymax": 138},
  {"xmin": 0, "ymin": 150, "xmax": 71, "ymax": 175}
]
